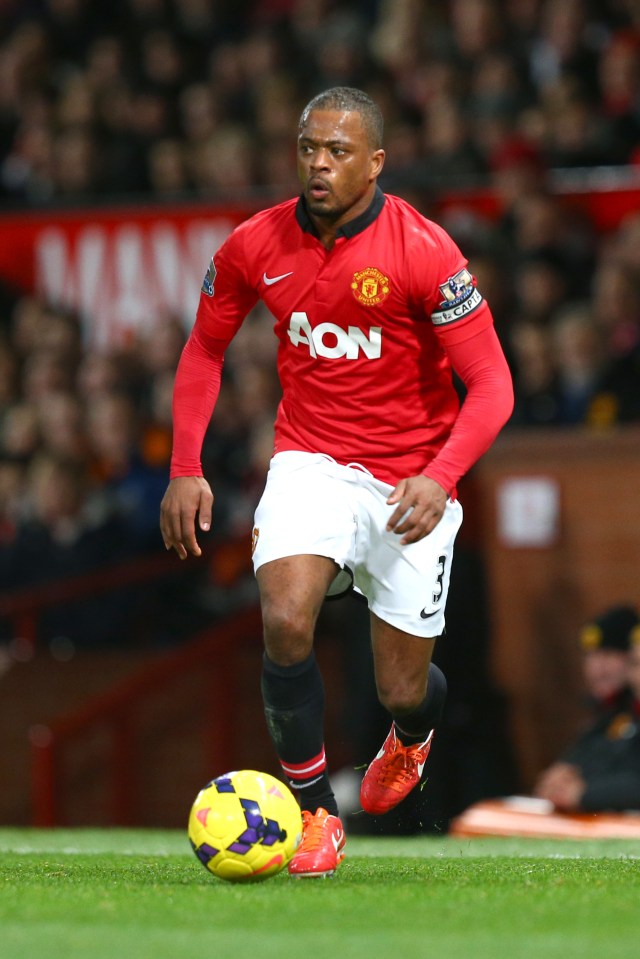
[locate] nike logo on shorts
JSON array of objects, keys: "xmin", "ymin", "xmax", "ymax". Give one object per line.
[
  {"xmin": 420, "ymin": 608, "xmax": 439, "ymax": 619},
  {"xmin": 263, "ymin": 271, "xmax": 293, "ymax": 286}
]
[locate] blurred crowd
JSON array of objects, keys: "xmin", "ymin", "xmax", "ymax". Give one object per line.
[
  {"xmin": 2, "ymin": 0, "xmax": 640, "ymax": 201},
  {"xmin": 0, "ymin": 282, "xmax": 283, "ymax": 642},
  {"xmin": 1, "ymin": 0, "xmax": 640, "ymax": 646}
]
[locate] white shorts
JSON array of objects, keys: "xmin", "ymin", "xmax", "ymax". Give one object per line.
[{"xmin": 252, "ymin": 451, "xmax": 463, "ymax": 638}]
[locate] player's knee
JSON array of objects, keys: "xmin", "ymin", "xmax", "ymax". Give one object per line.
[
  {"xmin": 376, "ymin": 679, "xmax": 425, "ymax": 717},
  {"xmin": 261, "ymin": 600, "xmax": 314, "ymax": 666}
]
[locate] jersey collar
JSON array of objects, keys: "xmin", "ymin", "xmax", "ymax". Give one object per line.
[{"xmin": 295, "ymin": 185, "xmax": 386, "ymax": 239}]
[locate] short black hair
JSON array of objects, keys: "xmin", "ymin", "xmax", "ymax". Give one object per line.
[{"xmin": 299, "ymin": 87, "xmax": 384, "ymax": 150}]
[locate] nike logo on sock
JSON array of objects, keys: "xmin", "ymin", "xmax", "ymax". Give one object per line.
[{"xmin": 263, "ymin": 271, "xmax": 293, "ymax": 286}]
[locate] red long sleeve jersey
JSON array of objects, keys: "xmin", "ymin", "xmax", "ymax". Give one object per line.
[{"xmin": 171, "ymin": 188, "xmax": 513, "ymax": 490}]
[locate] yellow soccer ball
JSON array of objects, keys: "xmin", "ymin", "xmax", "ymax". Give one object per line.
[{"xmin": 188, "ymin": 769, "xmax": 302, "ymax": 882}]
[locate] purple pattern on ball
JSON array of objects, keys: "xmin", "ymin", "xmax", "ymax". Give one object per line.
[{"xmin": 194, "ymin": 841, "xmax": 219, "ymax": 865}]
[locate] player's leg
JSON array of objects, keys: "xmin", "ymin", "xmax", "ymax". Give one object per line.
[
  {"xmin": 257, "ymin": 553, "xmax": 335, "ymax": 663},
  {"xmin": 257, "ymin": 555, "xmax": 346, "ymax": 877},
  {"xmin": 257, "ymin": 554, "xmax": 337, "ymax": 807},
  {"xmin": 252, "ymin": 452, "xmax": 358, "ymax": 874},
  {"xmin": 252, "ymin": 453, "xmax": 355, "ymax": 811},
  {"xmin": 368, "ymin": 615, "xmax": 445, "ymax": 736},
  {"xmin": 360, "ymin": 617, "xmax": 447, "ymax": 815},
  {"xmin": 356, "ymin": 492, "xmax": 462, "ymax": 816}
]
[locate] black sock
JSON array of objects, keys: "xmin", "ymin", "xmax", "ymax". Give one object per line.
[
  {"xmin": 393, "ymin": 662, "xmax": 447, "ymax": 745},
  {"xmin": 261, "ymin": 652, "xmax": 338, "ymax": 817}
]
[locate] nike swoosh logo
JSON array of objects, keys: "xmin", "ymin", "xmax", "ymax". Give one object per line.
[
  {"xmin": 420, "ymin": 608, "xmax": 439, "ymax": 619},
  {"xmin": 416, "ymin": 730, "xmax": 435, "ymax": 776},
  {"xmin": 263, "ymin": 271, "xmax": 293, "ymax": 286},
  {"xmin": 332, "ymin": 829, "xmax": 345, "ymax": 852}
]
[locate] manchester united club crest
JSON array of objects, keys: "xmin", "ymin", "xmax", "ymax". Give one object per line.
[{"xmin": 351, "ymin": 267, "xmax": 390, "ymax": 306}]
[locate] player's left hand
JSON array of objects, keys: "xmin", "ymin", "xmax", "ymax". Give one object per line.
[{"xmin": 386, "ymin": 475, "xmax": 447, "ymax": 545}]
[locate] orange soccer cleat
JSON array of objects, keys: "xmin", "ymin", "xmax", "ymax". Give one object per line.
[
  {"xmin": 360, "ymin": 725, "xmax": 434, "ymax": 815},
  {"xmin": 287, "ymin": 807, "xmax": 346, "ymax": 878}
]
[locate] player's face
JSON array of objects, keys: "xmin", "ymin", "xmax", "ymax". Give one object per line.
[{"xmin": 297, "ymin": 109, "xmax": 385, "ymax": 227}]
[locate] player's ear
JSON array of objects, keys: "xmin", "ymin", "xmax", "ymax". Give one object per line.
[{"xmin": 370, "ymin": 149, "xmax": 385, "ymax": 180}]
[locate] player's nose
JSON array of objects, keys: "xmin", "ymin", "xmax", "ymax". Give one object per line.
[{"xmin": 310, "ymin": 148, "xmax": 331, "ymax": 170}]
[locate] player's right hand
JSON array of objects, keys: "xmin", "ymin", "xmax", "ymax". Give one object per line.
[{"xmin": 160, "ymin": 476, "xmax": 214, "ymax": 560}]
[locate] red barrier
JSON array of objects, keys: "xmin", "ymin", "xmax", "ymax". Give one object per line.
[
  {"xmin": 29, "ymin": 604, "xmax": 263, "ymax": 826},
  {"xmin": 0, "ymin": 548, "xmax": 193, "ymax": 653},
  {"xmin": 0, "ymin": 533, "xmax": 258, "ymax": 825}
]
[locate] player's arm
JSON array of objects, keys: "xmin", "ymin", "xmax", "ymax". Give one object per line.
[
  {"xmin": 160, "ymin": 234, "xmax": 259, "ymax": 559},
  {"xmin": 421, "ymin": 235, "xmax": 514, "ymax": 494},
  {"xmin": 387, "ymin": 323, "xmax": 513, "ymax": 544},
  {"xmin": 421, "ymin": 322, "xmax": 514, "ymax": 494},
  {"xmin": 160, "ymin": 324, "xmax": 224, "ymax": 559},
  {"xmin": 387, "ymin": 227, "xmax": 513, "ymax": 544}
]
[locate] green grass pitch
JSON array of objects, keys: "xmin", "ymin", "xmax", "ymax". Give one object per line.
[{"xmin": 1, "ymin": 828, "xmax": 639, "ymax": 959}]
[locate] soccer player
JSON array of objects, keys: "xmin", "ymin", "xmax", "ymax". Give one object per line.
[{"xmin": 160, "ymin": 87, "xmax": 514, "ymax": 877}]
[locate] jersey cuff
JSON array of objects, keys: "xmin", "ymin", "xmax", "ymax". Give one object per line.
[
  {"xmin": 421, "ymin": 466, "xmax": 454, "ymax": 497},
  {"xmin": 170, "ymin": 464, "xmax": 204, "ymax": 479}
]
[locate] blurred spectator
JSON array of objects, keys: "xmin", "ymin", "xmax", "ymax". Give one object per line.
[
  {"xmin": 21, "ymin": 349, "xmax": 76, "ymax": 404},
  {"xmin": 598, "ymin": 29, "xmax": 640, "ymax": 163},
  {"xmin": 36, "ymin": 390, "xmax": 88, "ymax": 465},
  {"xmin": 85, "ymin": 390, "xmax": 167, "ymax": 548},
  {"xmin": 190, "ymin": 124, "xmax": 257, "ymax": 197},
  {"xmin": 0, "ymin": 452, "xmax": 25, "ymax": 545},
  {"xmin": 135, "ymin": 312, "xmax": 186, "ymax": 380},
  {"xmin": 533, "ymin": 605, "xmax": 640, "ymax": 813},
  {"xmin": 76, "ymin": 349, "xmax": 134, "ymax": 401},
  {"xmin": 512, "ymin": 250, "xmax": 571, "ymax": 326},
  {"xmin": 583, "ymin": 256, "xmax": 640, "ymax": 424},
  {"xmin": 51, "ymin": 127, "xmax": 102, "ymax": 197},
  {"xmin": 0, "ymin": 450, "xmax": 138, "ymax": 647},
  {"xmin": 587, "ymin": 342, "xmax": 640, "ymax": 427},
  {"xmin": 507, "ymin": 320, "xmax": 561, "ymax": 427},
  {"xmin": 541, "ymin": 79, "xmax": 619, "ymax": 168},
  {"xmin": 606, "ymin": 211, "xmax": 640, "ymax": 281},
  {"xmin": 147, "ymin": 137, "xmax": 192, "ymax": 196},
  {"xmin": 549, "ymin": 301, "xmax": 606, "ymax": 424},
  {"xmin": 0, "ymin": 338, "xmax": 19, "ymax": 413},
  {"xmin": 591, "ymin": 260, "xmax": 640, "ymax": 360},
  {"xmin": 177, "ymin": 81, "xmax": 220, "ymax": 146},
  {"xmin": 577, "ymin": 607, "xmax": 636, "ymax": 710},
  {"xmin": 419, "ymin": 97, "xmax": 487, "ymax": 187},
  {"xmin": 528, "ymin": 0, "xmax": 601, "ymax": 99},
  {"xmin": 490, "ymin": 138, "xmax": 549, "ymax": 230},
  {"xmin": 506, "ymin": 190, "xmax": 596, "ymax": 296},
  {"xmin": 0, "ymin": 401, "xmax": 39, "ymax": 461}
]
